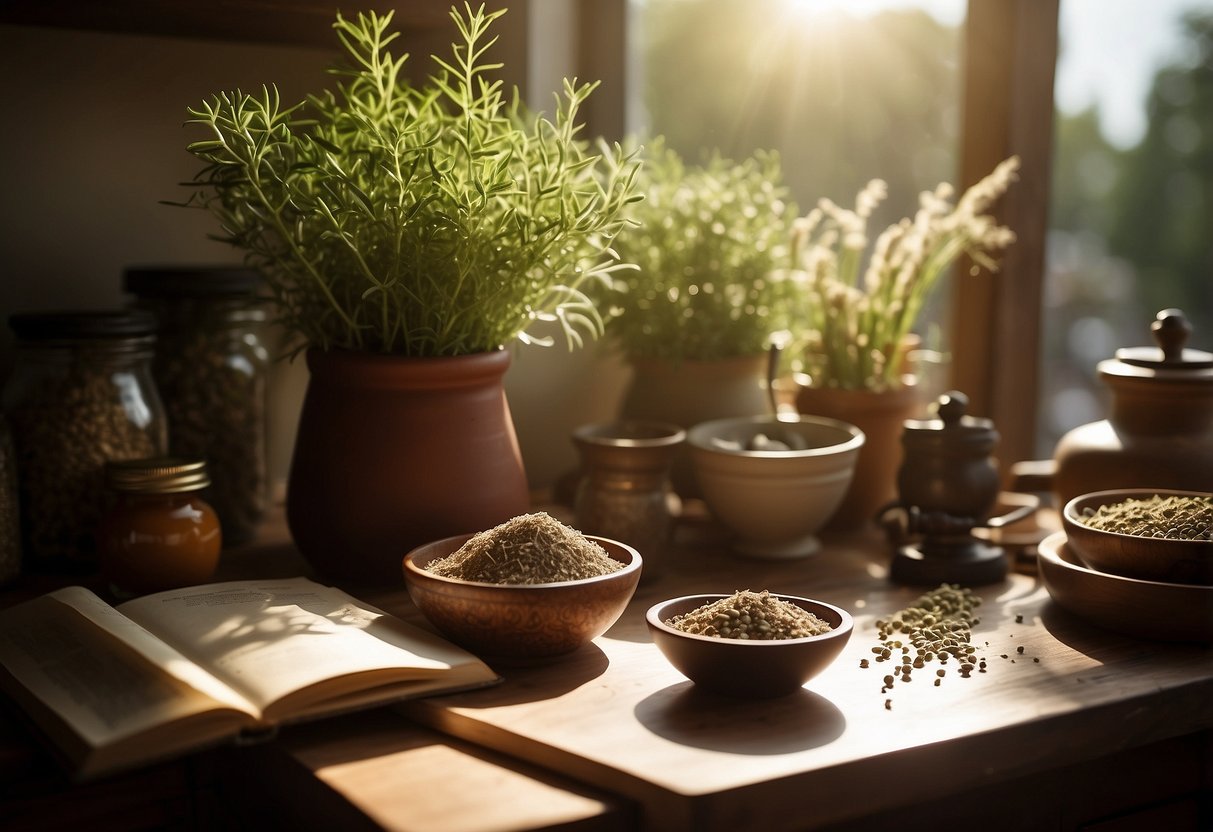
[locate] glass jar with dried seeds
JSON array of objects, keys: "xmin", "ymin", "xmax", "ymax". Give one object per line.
[
  {"xmin": 2, "ymin": 310, "xmax": 167, "ymax": 572},
  {"xmin": 125, "ymin": 266, "xmax": 270, "ymax": 545},
  {"xmin": 0, "ymin": 415, "xmax": 22, "ymax": 585}
]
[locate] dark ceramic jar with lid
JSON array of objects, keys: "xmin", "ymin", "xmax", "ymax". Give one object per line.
[
  {"xmin": 3, "ymin": 310, "xmax": 167, "ymax": 572},
  {"xmin": 897, "ymin": 390, "xmax": 1001, "ymax": 521},
  {"xmin": 125, "ymin": 266, "xmax": 269, "ymax": 545},
  {"xmin": 883, "ymin": 390, "xmax": 1026, "ymax": 586},
  {"xmin": 98, "ymin": 457, "xmax": 221, "ymax": 598},
  {"xmin": 1049, "ymin": 309, "xmax": 1213, "ymax": 507}
]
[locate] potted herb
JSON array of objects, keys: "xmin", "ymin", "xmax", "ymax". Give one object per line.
[
  {"xmin": 786, "ymin": 157, "xmax": 1020, "ymax": 527},
  {"xmin": 178, "ymin": 5, "xmax": 640, "ymax": 581},
  {"xmin": 603, "ymin": 141, "xmax": 799, "ymax": 434}
]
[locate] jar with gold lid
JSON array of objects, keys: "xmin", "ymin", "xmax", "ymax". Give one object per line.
[{"xmin": 97, "ymin": 457, "xmax": 222, "ymax": 598}]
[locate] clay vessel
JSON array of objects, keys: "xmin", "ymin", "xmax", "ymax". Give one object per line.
[
  {"xmin": 287, "ymin": 348, "xmax": 530, "ymax": 585},
  {"xmin": 1016, "ymin": 309, "xmax": 1213, "ymax": 507},
  {"xmin": 793, "ymin": 380, "xmax": 920, "ymax": 530}
]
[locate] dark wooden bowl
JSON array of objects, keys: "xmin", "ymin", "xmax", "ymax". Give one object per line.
[
  {"xmin": 403, "ymin": 534, "xmax": 641, "ymax": 662},
  {"xmin": 1062, "ymin": 489, "xmax": 1213, "ymax": 586},
  {"xmin": 645, "ymin": 594, "xmax": 853, "ymax": 698},
  {"xmin": 1038, "ymin": 531, "xmax": 1213, "ymax": 642}
]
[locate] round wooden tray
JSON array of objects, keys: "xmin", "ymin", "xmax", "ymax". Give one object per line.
[{"xmin": 1038, "ymin": 530, "xmax": 1213, "ymax": 643}]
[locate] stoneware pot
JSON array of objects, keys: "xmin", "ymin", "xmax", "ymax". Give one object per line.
[
  {"xmin": 1012, "ymin": 309, "xmax": 1213, "ymax": 506},
  {"xmin": 793, "ymin": 378, "xmax": 921, "ymax": 531},
  {"xmin": 572, "ymin": 420, "xmax": 685, "ymax": 575},
  {"xmin": 287, "ymin": 348, "xmax": 530, "ymax": 585},
  {"xmin": 620, "ymin": 354, "xmax": 772, "ymax": 497}
]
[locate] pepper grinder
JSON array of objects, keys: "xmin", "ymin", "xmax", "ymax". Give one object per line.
[{"xmin": 879, "ymin": 391, "xmax": 1036, "ymax": 586}]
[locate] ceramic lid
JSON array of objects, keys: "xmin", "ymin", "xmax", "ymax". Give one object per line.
[
  {"xmin": 1103, "ymin": 309, "xmax": 1213, "ymax": 380},
  {"xmin": 901, "ymin": 390, "xmax": 998, "ymax": 450}
]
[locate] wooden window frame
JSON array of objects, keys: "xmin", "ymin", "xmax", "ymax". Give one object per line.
[{"xmin": 953, "ymin": 0, "xmax": 1058, "ymax": 474}]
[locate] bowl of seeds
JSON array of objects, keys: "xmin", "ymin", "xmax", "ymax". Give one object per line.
[
  {"xmin": 403, "ymin": 512, "xmax": 642, "ymax": 661},
  {"xmin": 1062, "ymin": 489, "xmax": 1213, "ymax": 585},
  {"xmin": 645, "ymin": 591, "xmax": 853, "ymax": 698}
]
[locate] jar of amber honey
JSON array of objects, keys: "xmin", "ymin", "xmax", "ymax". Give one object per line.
[{"xmin": 98, "ymin": 457, "xmax": 222, "ymax": 598}]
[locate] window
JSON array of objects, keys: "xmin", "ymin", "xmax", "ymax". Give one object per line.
[{"xmin": 1041, "ymin": 0, "xmax": 1213, "ymax": 456}]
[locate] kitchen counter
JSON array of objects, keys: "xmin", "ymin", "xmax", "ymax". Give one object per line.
[{"xmin": 2, "ymin": 506, "xmax": 1211, "ymax": 831}]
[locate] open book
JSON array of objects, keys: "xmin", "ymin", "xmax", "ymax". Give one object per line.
[{"xmin": 0, "ymin": 577, "xmax": 499, "ymax": 780}]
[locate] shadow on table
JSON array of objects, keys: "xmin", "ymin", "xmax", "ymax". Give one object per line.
[{"xmin": 633, "ymin": 682, "xmax": 846, "ymax": 755}]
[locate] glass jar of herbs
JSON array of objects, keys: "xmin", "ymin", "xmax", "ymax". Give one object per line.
[
  {"xmin": 124, "ymin": 266, "xmax": 270, "ymax": 546},
  {"xmin": 0, "ymin": 415, "xmax": 21, "ymax": 585},
  {"xmin": 3, "ymin": 310, "xmax": 167, "ymax": 572}
]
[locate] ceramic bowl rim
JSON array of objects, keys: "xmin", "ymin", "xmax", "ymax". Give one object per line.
[
  {"xmin": 1062, "ymin": 488, "xmax": 1213, "ymax": 547},
  {"xmin": 572, "ymin": 420, "xmax": 687, "ymax": 449},
  {"xmin": 645, "ymin": 593, "xmax": 854, "ymax": 645},
  {"xmin": 1040, "ymin": 529, "xmax": 1211, "ymax": 590},
  {"xmin": 687, "ymin": 415, "xmax": 865, "ymax": 458},
  {"xmin": 403, "ymin": 533, "xmax": 642, "ymax": 590}
]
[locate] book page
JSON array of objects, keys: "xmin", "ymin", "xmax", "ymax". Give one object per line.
[
  {"xmin": 0, "ymin": 589, "xmax": 257, "ymax": 752},
  {"xmin": 117, "ymin": 578, "xmax": 488, "ymax": 713}
]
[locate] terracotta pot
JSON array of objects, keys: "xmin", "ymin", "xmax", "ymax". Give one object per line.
[
  {"xmin": 620, "ymin": 354, "xmax": 772, "ymax": 496},
  {"xmin": 287, "ymin": 348, "xmax": 530, "ymax": 585},
  {"xmin": 793, "ymin": 379, "xmax": 921, "ymax": 531}
]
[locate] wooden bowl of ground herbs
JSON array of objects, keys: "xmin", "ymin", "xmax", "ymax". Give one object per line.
[
  {"xmin": 403, "ymin": 512, "xmax": 642, "ymax": 661},
  {"xmin": 645, "ymin": 591, "xmax": 853, "ymax": 698},
  {"xmin": 1062, "ymin": 490, "xmax": 1213, "ymax": 586}
]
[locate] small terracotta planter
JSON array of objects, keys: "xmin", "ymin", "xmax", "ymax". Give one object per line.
[
  {"xmin": 287, "ymin": 348, "xmax": 530, "ymax": 585},
  {"xmin": 793, "ymin": 380, "xmax": 920, "ymax": 531}
]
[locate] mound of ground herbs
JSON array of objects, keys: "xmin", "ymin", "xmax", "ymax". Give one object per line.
[
  {"xmin": 667, "ymin": 590, "xmax": 833, "ymax": 640},
  {"xmin": 1079, "ymin": 494, "xmax": 1213, "ymax": 540},
  {"xmin": 426, "ymin": 512, "xmax": 624, "ymax": 584}
]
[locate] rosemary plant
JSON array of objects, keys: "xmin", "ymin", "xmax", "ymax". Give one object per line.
[
  {"xmin": 602, "ymin": 141, "xmax": 799, "ymax": 362},
  {"xmin": 177, "ymin": 5, "xmax": 641, "ymax": 357}
]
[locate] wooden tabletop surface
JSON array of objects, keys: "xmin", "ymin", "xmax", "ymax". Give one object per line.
[
  {"xmin": 370, "ymin": 514, "xmax": 1213, "ymax": 831},
  {"xmin": 4, "ymin": 504, "xmax": 1211, "ymax": 831}
]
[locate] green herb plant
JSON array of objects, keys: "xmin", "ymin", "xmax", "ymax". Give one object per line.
[
  {"xmin": 602, "ymin": 140, "xmax": 799, "ymax": 362},
  {"xmin": 177, "ymin": 4, "xmax": 641, "ymax": 357}
]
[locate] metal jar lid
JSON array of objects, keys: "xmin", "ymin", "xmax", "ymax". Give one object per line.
[
  {"xmin": 105, "ymin": 457, "xmax": 211, "ymax": 494},
  {"xmin": 8, "ymin": 309, "xmax": 157, "ymax": 341}
]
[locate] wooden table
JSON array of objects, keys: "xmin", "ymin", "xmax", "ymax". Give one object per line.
[{"xmin": 3, "ymin": 508, "xmax": 1211, "ymax": 831}]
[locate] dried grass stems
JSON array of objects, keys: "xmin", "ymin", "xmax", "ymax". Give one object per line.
[
  {"xmin": 786, "ymin": 156, "xmax": 1020, "ymax": 391},
  {"xmin": 426, "ymin": 512, "xmax": 623, "ymax": 584}
]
